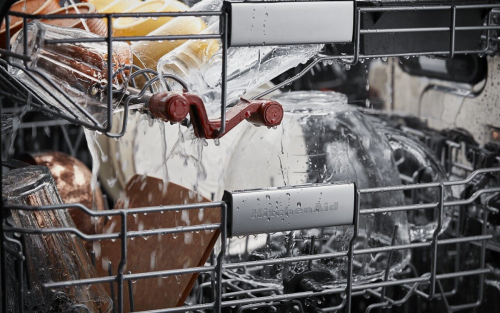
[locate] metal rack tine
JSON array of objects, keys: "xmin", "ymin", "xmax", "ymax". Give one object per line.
[
  {"xmin": 91, "ymin": 250, "xmax": 96, "ymax": 268},
  {"xmin": 437, "ymin": 280, "xmax": 452, "ymax": 313},
  {"xmin": 365, "ymin": 282, "xmax": 420, "ymax": 313},
  {"xmin": 380, "ymin": 224, "xmax": 400, "ymax": 305},
  {"xmin": 345, "ymin": 188, "xmax": 361, "ymax": 313},
  {"xmin": 282, "ymin": 231, "xmax": 294, "ymax": 284},
  {"xmin": 214, "ymin": 202, "xmax": 227, "ymax": 313},
  {"xmin": 108, "ymin": 261, "xmax": 117, "ymax": 313},
  {"xmin": 308, "ymin": 235, "xmax": 316, "ymax": 271},
  {"xmin": 444, "ymin": 194, "xmax": 489, "ymax": 312},
  {"xmin": 210, "ymin": 251, "xmax": 216, "ymax": 303},
  {"xmin": 4, "ymin": 234, "xmax": 25, "ymax": 313},
  {"xmin": 127, "ymin": 271, "xmax": 135, "ymax": 312}
]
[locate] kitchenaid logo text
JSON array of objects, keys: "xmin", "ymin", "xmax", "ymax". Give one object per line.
[{"xmin": 250, "ymin": 202, "xmax": 339, "ymax": 220}]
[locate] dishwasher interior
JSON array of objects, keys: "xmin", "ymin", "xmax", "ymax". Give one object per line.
[{"xmin": 1, "ymin": 1, "xmax": 500, "ymax": 312}]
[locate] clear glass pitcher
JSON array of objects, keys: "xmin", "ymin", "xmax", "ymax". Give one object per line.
[{"xmin": 223, "ymin": 91, "xmax": 411, "ymax": 290}]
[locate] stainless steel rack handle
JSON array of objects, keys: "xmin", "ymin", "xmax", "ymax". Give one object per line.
[
  {"xmin": 225, "ymin": 182, "xmax": 356, "ymax": 237},
  {"xmin": 227, "ymin": 1, "xmax": 354, "ymax": 47}
]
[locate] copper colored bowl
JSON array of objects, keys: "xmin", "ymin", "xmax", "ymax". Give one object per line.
[
  {"xmin": 8, "ymin": 3, "xmax": 108, "ymax": 49},
  {"xmin": 22, "ymin": 151, "xmax": 106, "ymax": 238},
  {"xmin": 0, "ymin": 0, "xmax": 60, "ymax": 49},
  {"xmin": 40, "ymin": 3, "xmax": 107, "ymax": 37}
]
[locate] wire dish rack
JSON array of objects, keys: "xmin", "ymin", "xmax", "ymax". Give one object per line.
[
  {"xmin": 0, "ymin": 1, "xmax": 499, "ymax": 136},
  {"xmin": 1, "ymin": 1, "xmax": 500, "ymax": 313},
  {"xmin": 2, "ymin": 123, "xmax": 500, "ymax": 313}
]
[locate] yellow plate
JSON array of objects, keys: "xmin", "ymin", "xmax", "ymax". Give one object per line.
[
  {"xmin": 95, "ymin": 0, "xmax": 142, "ymax": 13},
  {"xmin": 83, "ymin": 0, "xmax": 113, "ymax": 11},
  {"xmin": 114, "ymin": 0, "xmax": 189, "ymax": 37},
  {"xmin": 131, "ymin": 16, "xmax": 209, "ymax": 71}
]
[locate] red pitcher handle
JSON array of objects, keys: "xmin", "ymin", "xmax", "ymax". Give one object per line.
[{"xmin": 148, "ymin": 92, "xmax": 284, "ymax": 139}]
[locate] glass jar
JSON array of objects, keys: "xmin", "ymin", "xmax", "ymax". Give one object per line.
[
  {"xmin": 375, "ymin": 126, "xmax": 453, "ymax": 242},
  {"xmin": 2, "ymin": 165, "xmax": 112, "ymax": 312},
  {"xmin": 10, "ymin": 21, "xmax": 132, "ymax": 125},
  {"xmin": 462, "ymin": 173, "xmax": 500, "ymax": 251},
  {"xmin": 223, "ymin": 91, "xmax": 411, "ymax": 290}
]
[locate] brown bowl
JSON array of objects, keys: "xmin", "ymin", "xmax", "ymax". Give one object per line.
[
  {"xmin": 96, "ymin": 175, "xmax": 220, "ymax": 311},
  {"xmin": 40, "ymin": 3, "xmax": 107, "ymax": 37},
  {"xmin": 0, "ymin": 0, "xmax": 60, "ymax": 49},
  {"xmin": 22, "ymin": 151, "xmax": 106, "ymax": 250},
  {"xmin": 7, "ymin": 3, "xmax": 109, "ymax": 49}
]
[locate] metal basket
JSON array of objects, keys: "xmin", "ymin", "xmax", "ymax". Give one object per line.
[
  {"xmin": 0, "ymin": 1, "xmax": 498, "ymax": 136},
  {"xmin": 1, "ymin": 1, "xmax": 500, "ymax": 313},
  {"xmin": 2, "ymin": 132, "xmax": 500, "ymax": 313}
]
